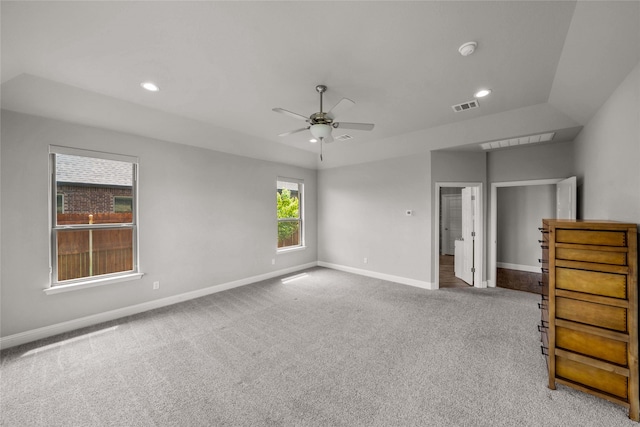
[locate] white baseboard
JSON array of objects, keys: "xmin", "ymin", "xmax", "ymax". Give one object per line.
[
  {"xmin": 497, "ymin": 262, "xmax": 540, "ymax": 273},
  {"xmin": 318, "ymin": 261, "xmax": 435, "ymax": 290},
  {"xmin": 0, "ymin": 262, "xmax": 318, "ymax": 350}
]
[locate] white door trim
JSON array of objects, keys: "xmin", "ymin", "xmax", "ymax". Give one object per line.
[
  {"xmin": 488, "ymin": 178, "xmax": 566, "ymax": 288},
  {"xmin": 434, "ymin": 182, "xmax": 484, "ymax": 290}
]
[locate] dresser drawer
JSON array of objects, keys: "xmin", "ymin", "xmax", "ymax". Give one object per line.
[
  {"xmin": 556, "ymin": 326, "xmax": 628, "ymax": 365},
  {"xmin": 556, "ymin": 297, "xmax": 627, "ymax": 332},
  {"xmin": 556, "ymin": 268, "xmax": 627, "ymax": 299},
  {"xmin": 555, "ymin": 247, "xmax": 627, "ymax": 265},
  {"xmin": 555, "ymin": 229, "xmax": 627, "ymax": 247},
  {"xmin": 556, "ymin": 356, "xmax": 628, "ymax": 399}
]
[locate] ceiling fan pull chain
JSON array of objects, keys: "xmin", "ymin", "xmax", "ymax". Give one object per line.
[{"xmin": 320, "ymin": 137, "xmax": 324, "ymax": 161}]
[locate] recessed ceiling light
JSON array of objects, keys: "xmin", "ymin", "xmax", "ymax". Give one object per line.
[
  {"xmin": 309, "ymin": 139, "xmax": 317, "ymax": 143},
  {"xmin": 141, "ymin": 82, "xmax": 159, "ymax": 92},
  {"xmin": 474, "ymin": 89, "xmax": 492, "ymax": 98}
]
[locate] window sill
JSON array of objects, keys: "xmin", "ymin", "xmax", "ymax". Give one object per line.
[
  {"xmin": 277, "ymin": 245, "xmax": 306, "ymax": 254},
  {"xmin": 44, "ymin": 273, "xmax": 144, "ymax": 295}
]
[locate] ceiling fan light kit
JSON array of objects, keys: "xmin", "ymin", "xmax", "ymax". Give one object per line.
[
  {"xmin": 272, "ymin": 84, "xmax": 375, "ymax": 160},
  {"xmin": 310, "ymin": 124, "xmax": 332, "ymax": 140}
]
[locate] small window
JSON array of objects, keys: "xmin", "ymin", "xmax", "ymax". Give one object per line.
[
  {"xmin": 277, "ymin": 179, "xmax": 303, "ymax": 249},
  {"xmin": 114, "ymin": 196, "xmax": 133, "ymax": 213},
  {"xmin": 56, "ymin": 194, "xmax": 64, "ymax": 214},
  {"xmin": 50, "ymin": 146, "xmax": 138, "ymax": 285}
]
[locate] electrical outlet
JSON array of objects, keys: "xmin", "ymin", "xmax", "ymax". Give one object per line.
[
  {"xmin": 153, "ymin": 281, "xmax": 160, "ymax": 290},
  {"xmin": 363, "ymin": 257, "xmax": 368, "ymax": 264}
]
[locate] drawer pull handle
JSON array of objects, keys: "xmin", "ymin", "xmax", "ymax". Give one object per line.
[
  {"xmin": 538, "ymin": 228, "xmax": 549, "ymax": 234},
  {"xmin": 538, "ymin": 281, "xmax": 544, "ymax": 287},
  {"xmin": 541, "ymin": 346, "xmax": 549, "ymax": 356},
  {"xmin": 541, "ymin": 268, "xmax": 549, "ymax": 274},
  {"xmin": 538, "ymin": 302, "xmax": 547, "ymax": 310},
  {"xmin": 537, "ymin": 324, "xmax": 548, "ymax": 333}
]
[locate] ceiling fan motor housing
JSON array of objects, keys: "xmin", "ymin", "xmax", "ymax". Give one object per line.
[{"xmin": 310, "ymin": 112, "xmax": 332, "ymax": 125}]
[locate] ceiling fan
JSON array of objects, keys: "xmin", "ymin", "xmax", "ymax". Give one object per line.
[{"xmin": 272, "ymin": 85, "xmax": 375, "ymax": 160}]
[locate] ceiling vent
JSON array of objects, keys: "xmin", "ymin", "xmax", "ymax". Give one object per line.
[
  {"xmin": 335, "ymin": 134, "xmax": 353, "ymax": 142},
  {"xmin": 452, "ymin": 100, "xmax": 479, "ymax": 113},
  {"xmin": 480, "ymin": 132, "xmax": 555, "ymax": 150}
]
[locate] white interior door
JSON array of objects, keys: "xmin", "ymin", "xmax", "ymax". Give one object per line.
[
  {"xmin": 441, "ymin": 194, "xmax": 462, "ymax": 255},
  {"xmin": 556, "ymin": 176, "xmax": 577, "ymax": 219},
  {"xmin": 458, "ymin": 187, "xmax": 474, "ymax": 285}
]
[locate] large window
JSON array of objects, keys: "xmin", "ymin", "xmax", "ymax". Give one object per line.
[
  {"xmin": 50, "ymin": 146, "xmax": 139, "ymax": 287},
  {"xmin": 277, "ymin": 179, "xmax": 303, "ymax": 249}
]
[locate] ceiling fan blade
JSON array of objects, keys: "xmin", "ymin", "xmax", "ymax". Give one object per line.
[
  {"xmin": 278, "ymin": 127, "xmax": 309, "ymax": 137},
  {"xmin": 333, "ymin": 122, "xmax": 375, "ymax": 131},
  {"xmin": 272, "ymin": 108, "xmax": 309, "ymax": 122},
  {"xmin": 327, "ymin": 98, "xmax": 355, "ymax": 119}
]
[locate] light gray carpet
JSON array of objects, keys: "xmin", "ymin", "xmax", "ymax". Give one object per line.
[{"xmin": 1, "ymin": 267, "xmax": 636, "ymax": 426}]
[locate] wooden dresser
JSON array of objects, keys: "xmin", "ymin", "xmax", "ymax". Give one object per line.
[{"xmin": 540, "ymin": 219, "xmax": 639, "ymax": 421}]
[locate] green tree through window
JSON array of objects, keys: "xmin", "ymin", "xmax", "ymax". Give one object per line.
[
  {"xmin": 276, "ymin": 180, "xmax": 302, "ymax": 248},
  {"xmin": 277, "ymin": 187, "xmax": 299, "ymax": 243}
]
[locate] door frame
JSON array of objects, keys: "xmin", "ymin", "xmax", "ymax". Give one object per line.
[
  {"xmin": 488, "ymin": 178, "xmax": 567, "ymax": 288},
  {"xmin": 434, "ymin": 182, "xmax": 484, "ymax": 289}
]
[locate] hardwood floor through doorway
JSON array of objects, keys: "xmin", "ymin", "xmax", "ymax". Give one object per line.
[{"xmin": 439, "ymin": 255, "xmax": 472, "ymax": 289}]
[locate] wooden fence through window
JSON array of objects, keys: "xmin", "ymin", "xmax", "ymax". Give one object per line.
[
  {"xmin": 277, "ymin": 229, "xmax": 300, "ymax": 248},
  {"xmin": 57, "ymin": 213, "xmax": 133, "ymax": 281}
]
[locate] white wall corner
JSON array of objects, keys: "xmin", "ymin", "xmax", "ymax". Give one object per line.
[{"xmin": 317, "ymin": 261, "xmax": 435, "ymax": 290}]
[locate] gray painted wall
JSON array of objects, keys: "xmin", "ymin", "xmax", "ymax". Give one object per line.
[
  {"xmin": 497, "ymin": 185, "xmax": 555, "ymax": 267},
  {"xmin": 575, "ymin": 61, "xmax": 640, "ymax": 224},
  {"xmin": 317, "ymin": 153, "xmax": 431, "ymax": 283},
  {"xmin": 487, "ymin": 141, "xmax": 575, "ymax": 183},
  {"xmin": 0, "ymin": 110, "xmax": 317, "ymax": 337}
]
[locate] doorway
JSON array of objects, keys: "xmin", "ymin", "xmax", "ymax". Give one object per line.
[
  {"xmin": 435, "ymin": 182, "xmax": 484, "ymax": 289},
  {"xmin": 488, "ymin": 177, "xmax": 576, "ymax": 288}
]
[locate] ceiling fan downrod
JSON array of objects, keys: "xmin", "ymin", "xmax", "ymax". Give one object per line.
[{"xmin": 316, "ymin": 85, "xmax": 327, "ymax": 113}]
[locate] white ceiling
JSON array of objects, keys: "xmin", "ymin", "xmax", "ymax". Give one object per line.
[{"xmin": 2, "ymin": 1, "xmax": 639, "ymax": 169}]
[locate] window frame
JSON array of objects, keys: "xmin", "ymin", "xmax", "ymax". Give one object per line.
[
  {"xmin": 277, "ymin": 177, "xmax": 304, "ymax": 251},
  {"xmin": 47, "ymin": 146, "xmax": 142, "ymax": 293}
]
